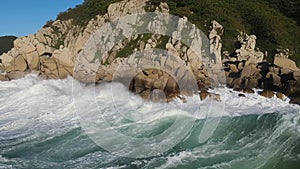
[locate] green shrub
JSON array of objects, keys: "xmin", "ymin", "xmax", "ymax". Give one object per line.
[{"xmin": 56, "ymin": 0, "xmax": 121, "ymax": 26}]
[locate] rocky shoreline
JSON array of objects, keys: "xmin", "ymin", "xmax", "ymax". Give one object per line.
[{"xmin": 0, "ymin": 0, "xmax": 299, "ymax": 104}]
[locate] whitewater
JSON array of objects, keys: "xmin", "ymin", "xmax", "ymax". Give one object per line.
[{"xmin": 0, "ymin": 75, "xmax": 299, "ymax": 169}]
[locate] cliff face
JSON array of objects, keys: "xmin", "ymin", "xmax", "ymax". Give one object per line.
[
  {"xmin": 0, "ymin": 0, "xmax": 299, "ymax": 103},
  {"xmin": 0, "ymin": 0, "xmax": 147, "ymax": 80}
]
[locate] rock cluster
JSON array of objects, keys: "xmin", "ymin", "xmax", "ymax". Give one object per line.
[
  {"xmin": 0, "ymin": 0, "xmax": 299, "ymax": 104},
  {"xmin": 224, "ymin": 32, "xmax": 264, "ymax": 65},
  {"xmin": 224, "ymin": 56, "xmax": 300, "ymax": 102},
  {"xmin": 0, "ymin": 19, "xmax": 77, "ymax": 81}
]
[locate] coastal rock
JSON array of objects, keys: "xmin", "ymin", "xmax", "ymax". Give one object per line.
[
  {"xmin": 238, "ymin": 93, "xmax": 246, "ymax": 97},
  {"xmin": 36, "ymin": 43, "xmax": 54, "ymax": 56},
  {"xmin": 25, "ymin": 52, "xmax": 40, "ymax": 70},
  {"xmin": 276, "ymin": 92, "xmax": 286, "ymax": 100},
  {"xmin": 7, "ymin": 55, "xmax": 28, "ymax": 72},
  {"xmin": 14, "ymin": 38, "xmax": 36, "ymax": 54},
  {"xmin": 200, "ymin": 92, "xmax": 221, "ymax": 101},
  {"xmin": 209, "ymin": 20, "xmax": 223, "ymax": 65},
  {"xmin": 40, "ymin": 57, "xmax": 59, "ymax": 79},
  {"xmin": 265, "ymin": 72, "xmax": 281, "ymax": 87},
  {"xmin": 6, "ymin": 71, "xmax": 26, "ymax": 80},
  {"xmin": 53, "ymin": 48, "xmax": 74, "ymax": 67},
  {"xmin": 0, "ymin": 74, "xmax": 9, "ymax": 81},
  {"xmin": 199, "ymin": 92, "xmax": 209, "ymax": 100},
  {"xmin": 229, "ymin": 32, "xmax": 264, "ymax": 64},
  {"xmin": 107, "ymin": 0, "xmax": 146, "ymax": 20},
  {"xmin": 242, "ymin": 88, "xmax": 255, "ymax": 94},
  {"xmin": 0, "ymin": 53, "xmax": 13, "ymax": 67},
  {"xmin": 290, "ymin": 97, "xmax": 300, "ymax": 105},
  {"xmin": 274, "ymin": 57, "xmax": 299, "ymax": 71},
  {"xmin": 229, "ymin": 64, "xmax": 239, "ymax": 73},
  {"xmin": 260, "ymin": 90, "xmax": 275, "ymax": 98},
  {"xmin": 0, "ymin": 0, "xmax": 299, "ymax": 105}
]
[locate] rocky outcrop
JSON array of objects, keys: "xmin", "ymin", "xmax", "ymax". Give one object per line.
[
  {"xmin": 0, "ymin": 18, "xmax": 77, "ymax": 80},
  {"xmin": 274, "ymin": 57, "xmax": 299, "ymax": 72},
  {"xmin": 224, "ymin": 32, "xmax": 264, "ymax": 64},
  {"xmin": 0, "ymin": 0, "xmax": 299, "ymax": 104},
  {"xmin": 209, "ymin": 20, "xmax": 223, "ymax": 65}
]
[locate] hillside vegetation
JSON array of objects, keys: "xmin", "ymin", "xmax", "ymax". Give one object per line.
[
  {"xmin": 56, "ymin": 0, "xmax": 120, "ymax": 26},
  {"xmin": 0, "ymin": 36, "xmax": 17, "ymax": 55},
  {"xmin": 48, "ymin": 0, "xmax": 300, "ymax": 64},
  {"xmin": 147, "ymin": 0, "xmax": 300, "ymax": 64}
]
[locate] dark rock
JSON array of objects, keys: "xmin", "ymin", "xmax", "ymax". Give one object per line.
[
  {"xmin": 238, "ymin": 93, "xmax": 246, "ymax": 97},
  {"xmin": 290, "ymin": 97, "xmax": 300, "ymax": 105}
]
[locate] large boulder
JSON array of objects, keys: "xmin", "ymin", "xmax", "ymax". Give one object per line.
[
  {"xmin": 25, "ymin": 52, "xmax": 40, "ymax": 70},
  {"xmin": 6, "ymin": 55, "xmax": 28, "ymax": 72},
  {"xmin": 274, "ymin": 57, "xmax": 299, "ymax": 71},
  {"xmin": 52, "ymin": 48, "xmax": 74, "ymax": 67},
  {"xmin": 0, "ymin": 53, "xmax": 13, "ymax": 67},
  {"xmin": 40, "ymin": 56, "xmax": 59, "ymax": 79},
  {"xmin": 14, "ymin": 38, "xmax": 36, "ymax": 54},
  {"xmin": 6, "ymin": 71, "xmax": 26, "ymax": 80}
]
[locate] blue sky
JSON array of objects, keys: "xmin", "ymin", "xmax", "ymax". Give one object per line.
[{"xmin": 0, "ymin": 0, "xmax": 84, "ymax": 37}]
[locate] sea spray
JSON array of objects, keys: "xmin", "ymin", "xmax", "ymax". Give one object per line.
[{"xmin": 0, "ymin": 75, "xmax": 299, "ymax": 168}]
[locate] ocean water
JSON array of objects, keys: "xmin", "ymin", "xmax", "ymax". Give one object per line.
[{"xmin": 0, "ymin": 75, "xmax": 299, "ymax": 169}]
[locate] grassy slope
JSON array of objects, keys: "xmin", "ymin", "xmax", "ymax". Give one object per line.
[{"xmin": 0, "ymin": 36, "xmax": 17, "ymax": 55}]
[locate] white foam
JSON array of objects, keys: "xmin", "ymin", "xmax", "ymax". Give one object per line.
[{"xmin": 1, "ymin": 76, "xmax": 299, "ymax": 128}]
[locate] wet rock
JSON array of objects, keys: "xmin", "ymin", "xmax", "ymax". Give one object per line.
[
  {"xmin": 199, "ymin": 92, "xmax": 209, "ymax": 100},
  {"xmin": 276, "ymin": 92, "xmax": 286, "ymax": 100},
  {"xmin": 0, "ymin": 74, "xmax": 9, "ymax": 81},
  {"xmin": 199, "ymin": 92, "xmax": 221, "ymax": 101},
  {"xmin": 290, "ymin": 97, "xmax": 300, "ymax": 105},
  {"xmin": 238, "ymin": 93, "xmax": 246, "ymax": 97},
  {"xmin": 260, "ymin": 90, "xmax": 275, "ymax": 98}
]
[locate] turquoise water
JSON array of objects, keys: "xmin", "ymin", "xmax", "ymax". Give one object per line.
[{"xmin": 0, "ymin": 76, "xmax": 299, "ymax": 169}]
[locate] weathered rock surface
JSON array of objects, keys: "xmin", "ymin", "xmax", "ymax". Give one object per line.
[
  {"xmin": 0, "ymin": 0, "xmax": 299, "ymax": 104},
  {"xmin": 260, "ymin": 90, "xmax": 275, "ymax": 98},
  {"xmin": 274, "ymin": 57, "xmax": 299, "ymax": 72}
]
